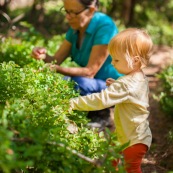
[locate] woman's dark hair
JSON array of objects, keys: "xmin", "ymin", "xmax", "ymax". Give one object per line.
[{"xmin": 79, "ymin": 0, "xmax": 99, "ymax": 8}]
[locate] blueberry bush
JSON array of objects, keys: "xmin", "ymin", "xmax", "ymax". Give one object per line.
[
  {"xmin": 154, "ymin": 65, "xmax": 173, "ymax": 116},
  {"xmin": 0, "ymin": 32, "xmax": 127, "ymax": 173}
]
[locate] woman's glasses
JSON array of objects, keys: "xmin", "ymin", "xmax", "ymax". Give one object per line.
[{"xmin": 60, "ymin": 7, "xmax": 88, "ymax": 17}]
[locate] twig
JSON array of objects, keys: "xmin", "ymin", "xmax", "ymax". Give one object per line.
[
  {"xmin": 11, "ymin": 13, "xmax": 25, "ymax": 24},
  {"xmin": 47, "ymin": 141, "xmax": 102, "ymax": 167},
  {"xmin": 12, "ymin": 137, "xmax": 33, "ymax": 143},
  {"xmin": 0, "ymin": 10, "xmax": 25, "ymax": 34},
  {"xmin": 0, "ymin": 10, "xmax": 11, "ymax": 23},
  {"xmin": 0, "ymin": 10, "xmax": 25, "ymax": 25},
  {"xmin": 11, "ymin": 138, "xmax": 105, "ymax": 167}
]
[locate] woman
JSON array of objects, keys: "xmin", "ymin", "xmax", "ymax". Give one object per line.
[{"xmin": 32, "ymin": 0, "xmax": 122, "ymax": 130}]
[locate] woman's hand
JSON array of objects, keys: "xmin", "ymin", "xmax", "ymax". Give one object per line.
[
  {"xmin": 32, "ymin": 47, "xmax": 47, "ymax": 60},
  {"xmin": 106, "ymin": 78, "xmax": 116, "ymax": 86},
  {"xmin": 48, "ymin": 64, "xmax": 59, "ymax": 72}
]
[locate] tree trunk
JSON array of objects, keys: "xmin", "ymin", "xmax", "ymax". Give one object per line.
[
  {"xmin": 121, "ymin": 0, "xmax": 136, "ymax": 26},
  {"xmin": 107, "ymin": 0, "xmax": 118, "ymax": 19},
  {"xmin": 0, "ymin": 0, "xmax": 11, "ymax": 12},
  {"xmin": 28, "ymin": 0, "xmax": 45, "ymax": 25}
]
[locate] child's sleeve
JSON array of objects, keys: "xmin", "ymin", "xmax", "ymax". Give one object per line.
[{"xmin": 70, "ymin": 81, "xmax": 129, "ymax": 111}]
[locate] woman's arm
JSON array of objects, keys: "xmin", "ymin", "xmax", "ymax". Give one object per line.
[
  {"xmin": 52, "ymin": 40, "xmax": 72, "ymax": 65},
  {"xmin": 53, "ymin": 44, "xmax": 109, "ymax": 78},
  {"xmin": 32, "ymin": 39, "xmax": 108, "ymax": 78}
]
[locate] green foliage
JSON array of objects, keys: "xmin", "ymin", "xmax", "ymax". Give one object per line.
[
  {"xmin": 0, "ymin": 36, "xmax": 126, "ymax": 172},
  {"xmin": 167, "ymin": 130, "xmax": 173, "ymax": 144},
  {"xmin": 0, "ymin": 38, "xmax": 34, "ymax": 67},
  {"xmin": 16, "ymin": 21, "xmax": 65, "ymax": 53},
  {"xmin": 15, "ymin": 22, "xmax": 45, "ymax": 45},
  {"xmin": 135, "ymin": 5, "xmax": 173, "ymax": 46},
  {"xmin": 99, "ymin": 0, "xmax": 173, "ymax": 46},
  {"xmin": 99, "ymin": 0, "xmax": 113, "ymax": 9},
  {"xmin": 154, "ymin": 65, "xmax": 173, "ymax": 116},
  {"xmin": 0, "ymin": 25, "xmax": 65, "ymax": 67},
  {"xmin": 2, "ymin": 0, "xmax": 173, "ymax": 46},
  {"xmin": 0, "ymin": 61, "xmax": 126, "ymax": 172}
]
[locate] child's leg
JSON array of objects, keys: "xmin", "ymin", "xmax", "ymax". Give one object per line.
[{"xmin": 123, "ymin": 143, "xmax": 148, "ymax": 173}]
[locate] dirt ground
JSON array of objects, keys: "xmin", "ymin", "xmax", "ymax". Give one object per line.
[{"xmin": 141, "ymin": 46, "xmax": 173, "ymax": 173}]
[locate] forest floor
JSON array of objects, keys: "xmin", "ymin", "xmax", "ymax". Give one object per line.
[{"xmin": 141, "ymin": 46, "xmax": 173, "ymax": 173}]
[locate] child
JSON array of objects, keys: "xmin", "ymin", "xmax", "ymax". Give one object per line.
[{"xmin": 70, "ymin": 28, "xmax": 153, "ymax": 173}]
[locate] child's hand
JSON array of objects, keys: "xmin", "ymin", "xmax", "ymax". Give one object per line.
[
  {"xmin": 49, "ymin": 64, "xmax": 58, "ymax": 72},
  {"xmin": 68, "ymin": 106, "xmax": 73, "ymax": 114},
  {"xmin": 68, "ymin": 99, "xmax": 74, "ymax": 114},
  {"xmin": 106, "ymin": 78, "xmax": 116, "ymax": 86},
  {"xmin": 67, "ymin": 120, "xmax": 78, "ymax": 134}
]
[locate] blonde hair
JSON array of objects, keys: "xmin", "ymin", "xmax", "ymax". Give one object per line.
[{"xmin": 108, "ymin": 28, "xmax": 153, "ymax": 68}]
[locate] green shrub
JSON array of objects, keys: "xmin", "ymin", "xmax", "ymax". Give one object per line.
[
  {"xmin": 0, "ymin": 61, "xmax": 127, "ymax": 173},
  {"xmin": 0, "ymin": 37, "xmax": 126, "ymax": 172},
  {"xmin": 154, "ymin": 65, "xmax": 173, "ymax": 116}
]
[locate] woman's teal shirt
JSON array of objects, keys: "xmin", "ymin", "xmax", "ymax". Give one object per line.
[{"xmin": 66, "ymin": 12, "xmax": 122, "ymax": 81}]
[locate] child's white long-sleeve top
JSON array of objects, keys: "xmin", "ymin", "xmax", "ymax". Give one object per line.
[{"xmin": 70, "ymin": 72, "xmax": 152, "ymax": 148}]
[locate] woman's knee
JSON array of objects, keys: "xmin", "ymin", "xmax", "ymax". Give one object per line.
[{"xmin": 71, "ymin": 76, "xmax": 106, "ymax": 95}]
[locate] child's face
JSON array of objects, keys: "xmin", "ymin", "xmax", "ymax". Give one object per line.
[{"xmin": 111, "ymin": 55, "xmax": 133, "ymax": 75}]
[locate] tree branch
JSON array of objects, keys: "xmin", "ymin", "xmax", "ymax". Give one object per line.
[
  {"xmin": 11, "ymin": 138, "xmax": 106, "ymax": 167},
  {"xmin": 47, "ymin": 141, "xmax": 103, "ymax": 167},
  {"xmin": 0, "ymin": 10, "xmax": 11, "ymax": 23}
]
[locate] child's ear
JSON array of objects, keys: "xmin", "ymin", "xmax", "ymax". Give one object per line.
[{"xmin": 134, "ymin": 56, "xmax": 141, "ymax": 64}]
